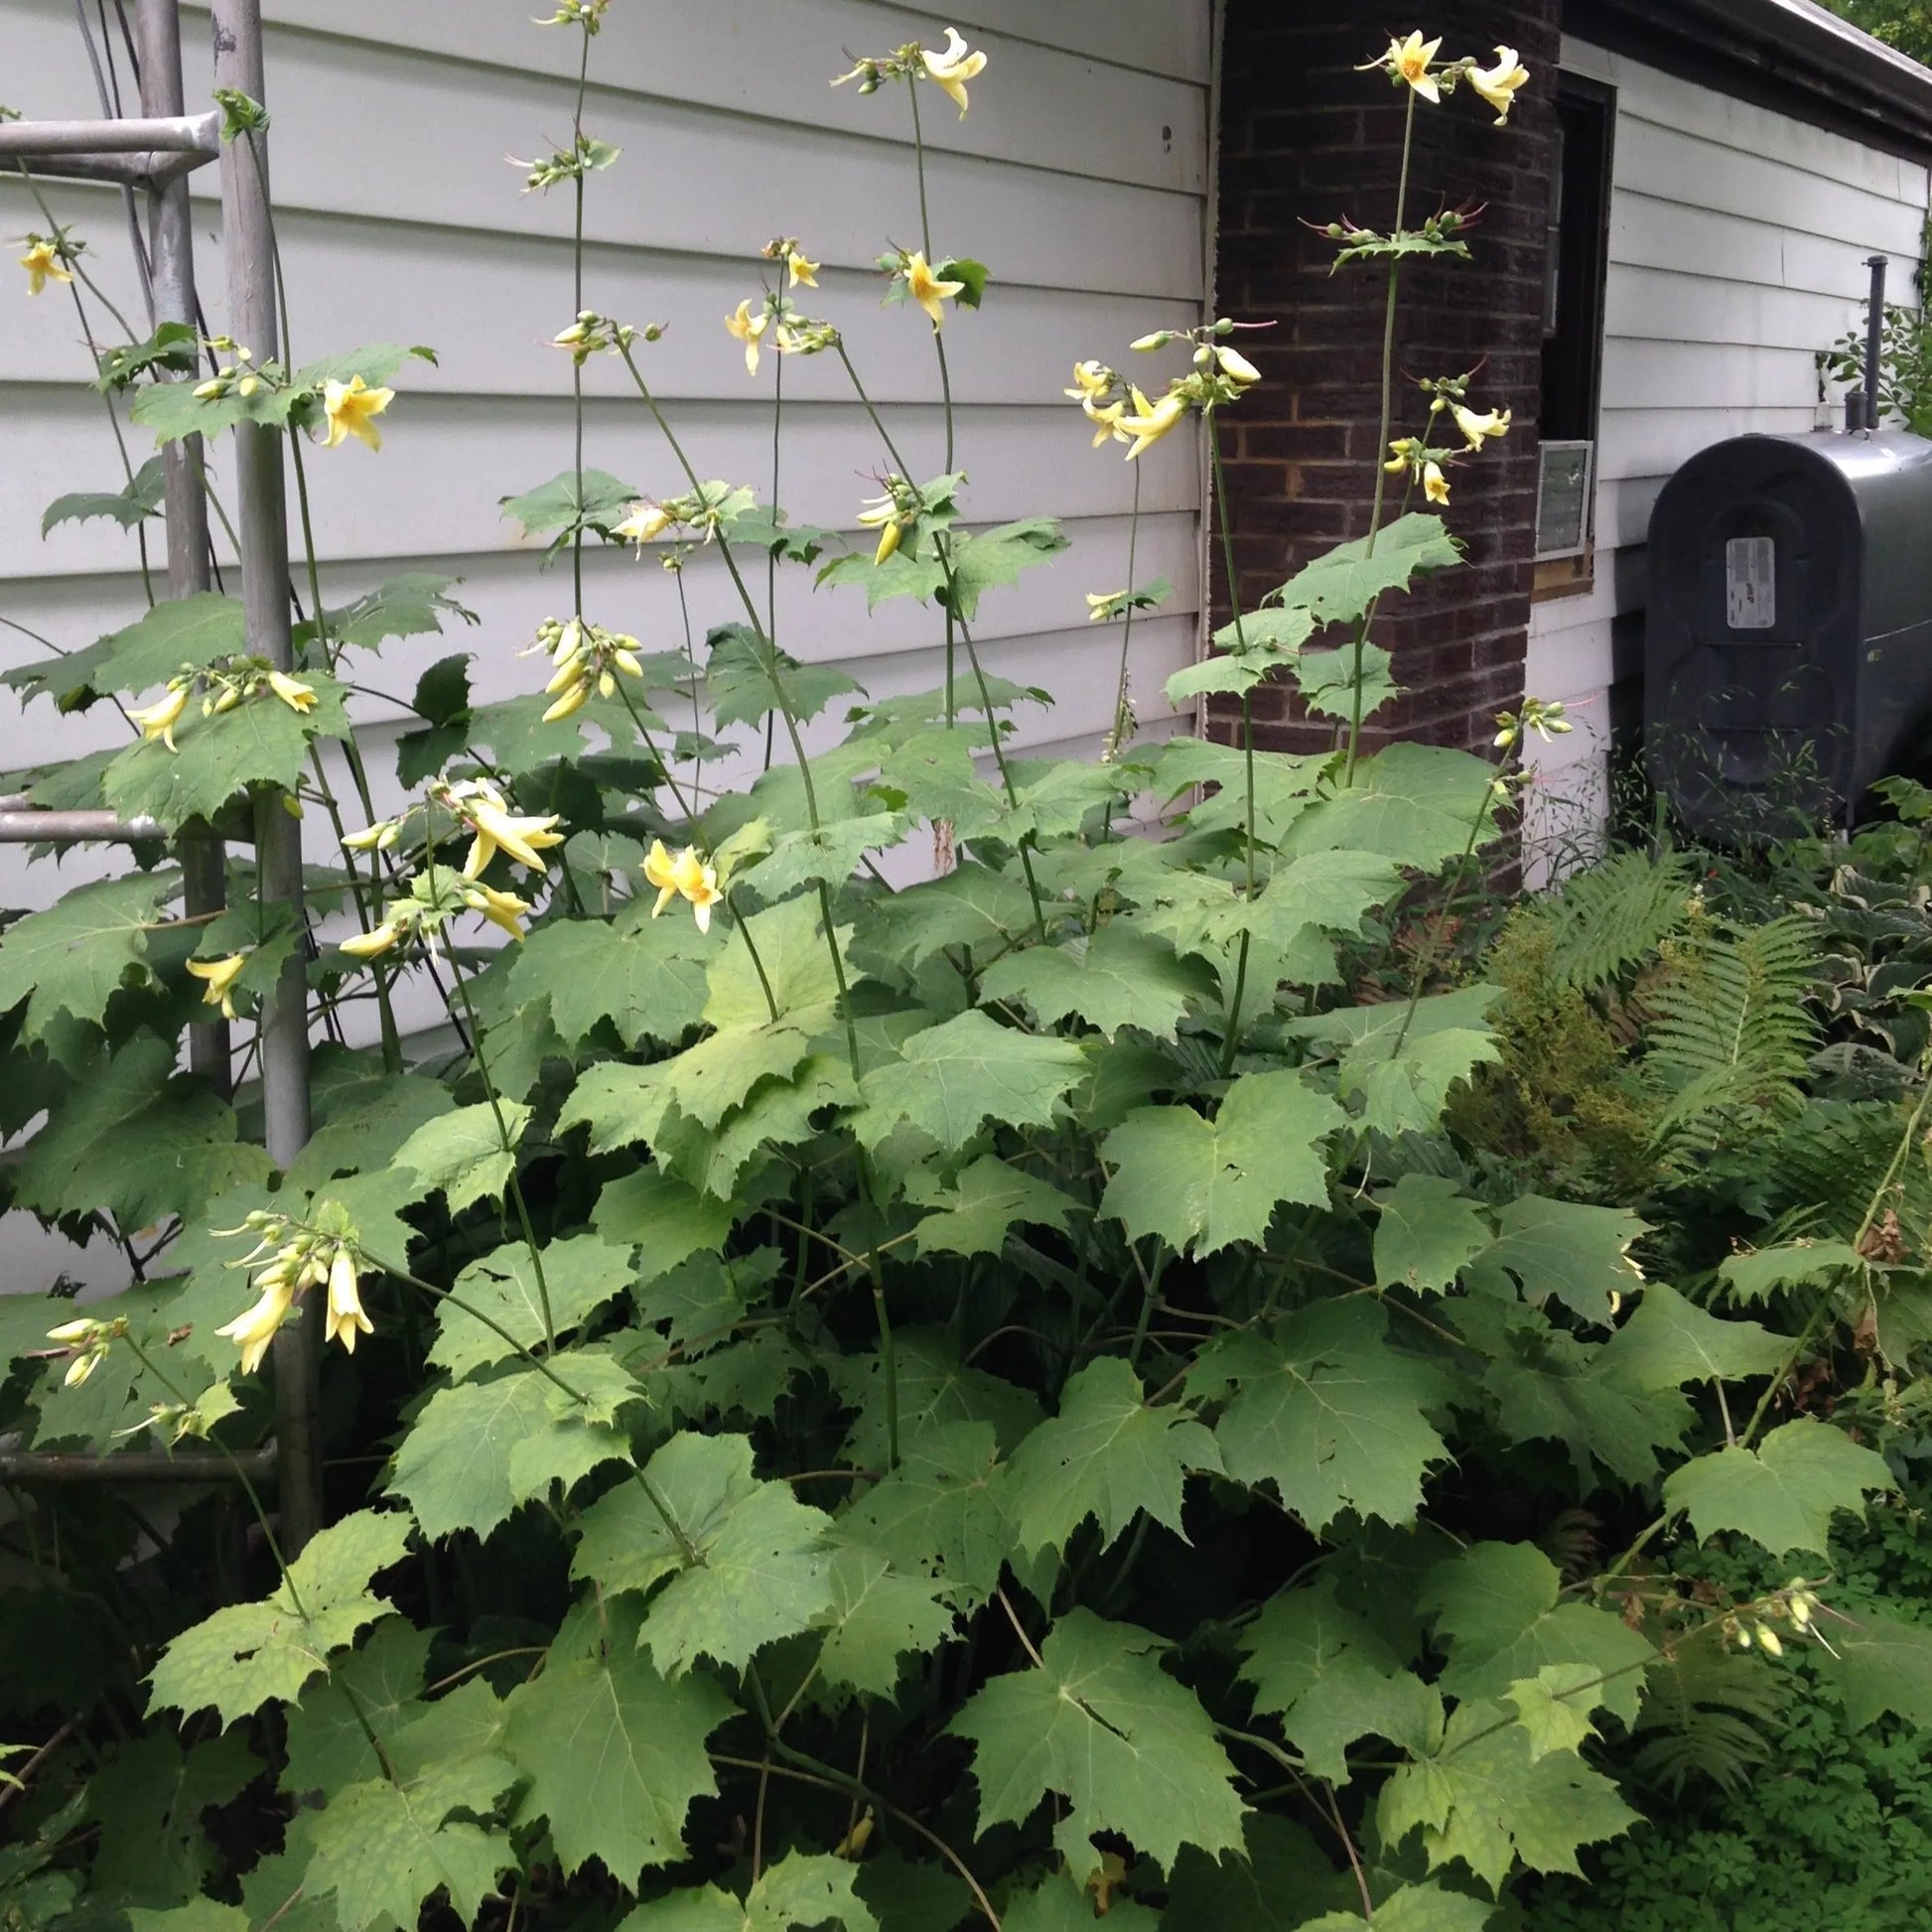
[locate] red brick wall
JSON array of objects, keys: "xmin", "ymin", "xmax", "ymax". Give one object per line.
[{"xmin": 1210, "ymin": 0, "xmax": 1564, "ymax": 758}]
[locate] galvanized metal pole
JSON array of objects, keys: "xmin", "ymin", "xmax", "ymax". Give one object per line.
[
  {"xmin": 136, "ymin": 0, "xmax": 231, "ymax": 1097},
  {"xmin": 210, "ymin": 0, "xmax": 323, "ymax": 1553}
]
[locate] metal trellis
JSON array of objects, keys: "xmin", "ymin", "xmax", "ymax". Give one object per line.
[{"xmin": 0, "ymin": 0, "xmax": 321, "ymax": 1551}]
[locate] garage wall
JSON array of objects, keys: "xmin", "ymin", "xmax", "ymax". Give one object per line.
[{"xmin": 1524, "ymin": 32, "xmax": 1931, "ymax": 861}]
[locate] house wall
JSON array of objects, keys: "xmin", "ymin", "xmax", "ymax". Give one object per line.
[
  {"xmin": 0, "ymin": 0, "xmax": 1216, "ymax": 1284},
  {"xmin": 1210, "ymin": 0, "xmax": 1562, "ymax": 763},
  {"xmin": 1525, "ymin": 32, "xmax": 1932, "ymax": 860}
]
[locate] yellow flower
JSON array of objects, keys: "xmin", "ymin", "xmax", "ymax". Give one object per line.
[
  {"xmin": 1385, "ymin": 31, "xmax": 1443, "ymax": 101},
  {"xmin": 1468, "ymin": 45, "xmax": 1530, "ymax": 123},
  {"xmin": 643, "ymin": 840, "xmax": 723, "ymax": 932},
  {"xmin": 614, "ymin": 500, "xmax": 673, "ymax": 545},
  {"xmin": 1084, "ymin": 396, "xmax": 1125, "ymax": 448},
  {"xmin": 1422, "ymin": 460, "xmax": 1450, "ymax": 504},
  {"xmin": 1116, "ymin": 385, "xmax": 1187, "ymax": 461},
  {"xmin": 321, "ymin": 373, "xmax": 395, "ymax": 451},
  {"xmin": 921, "ymin": 27, "xmax": 987, "ymax": 116},
  {"xmin": 1215, "ymin": 345, "xmax": 1263, "ymax": 385},
  {"xmin": 727, "ymin": 298, "xmax": 771, "ymax": 375},
  {"xmin": 462, "ymin": 789, "xmax": 565, "ymax": 877},
  {"xmin": 20, "ymin": 240, "xmax": 71, "ymax": 295},
  {"xmin": 904, "ymin": 251, "xmax": 965, "ymax": 329},
  {"xmin": 324, "ymin": 1248, "xmax": 373, "ymax": 1354},
  {"xmin": 46, "ymin": 1318, "xmax": 97, "ymax": 1346},
  {"xmin": 873, "ymin": 518, "xmax": 902, "ymax": 566},
  {"xmin": 467, "ymin": 881, "xmax": 534, "ymax": 942},
  {"xmin": 187, "ymin": 952, "xmax": 248, "ymax": 1020},
  {"xmin": 1086, "ymin": 591, "xmax": 1122, "ymax": 621},
  {"xmin": 858, "ymin": 490, "xmax": 907, "ymax": 564},
  {"xmin": 1064, "ymin": 360, "xmax": 1111, "ymax": 403},
  {"xmin": 267, "ymin": 670, "xmax": 318, "ymax": 713},
  {"xmin": 340, "ymin": 921, "xmax": 403, "ymax": 959},
  {"xmin": 130, "ymin": 685, "xmax": 189, "ymax": 752},
  {"xmin": 786, "ymin": 249, "xmax": 820, "ymax": 289},
  {"xmin": 342, "ymin": 820, "xmax": 400, "ymax": 853},
  {"xmin": 216, "ymin": 1276, "xmax": 296, "ymax": 1376},
  {"xmin": 1451, "ymin": 401, "xmax": 1512, "ymax": 451}
]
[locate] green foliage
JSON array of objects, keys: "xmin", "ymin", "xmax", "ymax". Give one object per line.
[{"xmin": 9, "ymin": 23, "xmax": 1928, "ymax": 1932}]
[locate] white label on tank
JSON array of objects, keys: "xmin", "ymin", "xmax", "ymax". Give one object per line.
[{"xmin": 1725, "ymin": 536, "xmax": 1776, "ymax": 629}]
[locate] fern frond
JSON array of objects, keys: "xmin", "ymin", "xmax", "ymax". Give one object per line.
[
  {"xmin": 1646, "ymin": 916, "xmax": 1821, "ymax": 1156},
  {"xmin": 1757, "ymin": 1099, "xmax": 1932, "ymax": 1247},
  {"xmin": 1631, "ymin": 1643, "xmax": 1784, "ymax": 1796},
  {"xmin": 1534, "ymin": 850, "xmax": 1699, "ymax": 993}
]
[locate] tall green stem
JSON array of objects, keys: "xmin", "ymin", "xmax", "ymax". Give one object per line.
[
  {"xmin": 1345, "ymin": 88, "xmax": 1419, "ymax": 781},
  {"xmin": 1210, "ymin": 430, "xmax": 1261, "ymax": 1074},
  {"xmin": 570, "ymin": 24, "xmax": 593, "ymax": 621}
]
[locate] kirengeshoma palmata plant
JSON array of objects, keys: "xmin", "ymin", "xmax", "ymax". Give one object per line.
[{"xmin": 3, "ymin": 20, "xmax": 1931, "ymax": 1932}]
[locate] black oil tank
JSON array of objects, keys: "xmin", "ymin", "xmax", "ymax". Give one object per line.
[{"xmin": 1645, "ymin": 430, "xmax": 1932, "ymax": 837}]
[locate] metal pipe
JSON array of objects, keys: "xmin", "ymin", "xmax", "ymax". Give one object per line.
[
  {"xmin": 137, "ymin": 0, "xmax": 230, "ymax": 1097},
  {"xmin": 1865, "ymin": 254, "xmax": 1888, "ymax": 435},
  {"xmin": 0, "ymin": 1444, "xmax": 277, "ymax": 1484},
  {"xmin": 0, "ymin": 808, "xmax": 171, "ymax": 842},
  {"xmin": 0, "ymin": 109, "xmax": 218, "ymax": 156},
  {"xmin": 211, "ymin": 0, "xmax": 322, "ymax": 1555},
  {"xmin": 3, "ymin": 148, "xmax": 208, "ymax": 187}
]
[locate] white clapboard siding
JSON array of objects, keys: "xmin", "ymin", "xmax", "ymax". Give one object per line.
[
  {"xmin": 1525, "ymin": 31, "xmax": 1931, "ymax": 862},
  {"xmin": 0, "ymin": 0, "xmax": 1216, "ymax": 895}
]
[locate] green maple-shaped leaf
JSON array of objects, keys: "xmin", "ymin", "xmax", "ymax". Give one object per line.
[
  {"xmin": 93, "ymin": 592, "xmax": 246, "ymax": 695},
  {"xmin": 102, "ymin": 676, "xmax": 349, "ymax": 834},
  {"xmin": 1281, "ymin": 742, "xmax": 1498, "ymax": 871},
  {"xmin": 1101, "ymin": 1070, "xmax": 1344, "ymax": 1257},
  {"xmin": 394, "ymin": 1100, "xmax": 531, "ymax": 1213},
  {"xmin": 1826, "ymin": 1602, "xmax": 1932, "ymax": 1728},
  {"xmin": 978, "ymin": 924, "xmax": 1212, "ymax": 1042},
  {"xmin": 573, "ymin": 1432, "xmax": 834, "ymax": 1674},
  {"xmin": 621, "ymin": 1851, "xmax": 881, "ymax": 1931},
  {"xmin": 1163, "ymin": 1814, "xmax": 1358, "ymax": 1928},
  {"xmin": 855, "ymin": 1009, "xmax": 1088, "ymax": 1152},
  {"xmin": 705, "ymin": 622, "xmax": 864, "ymax": 730},
  {"xmin": 430, "ymin": 1234, "xmax": 635, "ymax": 1379},
  {"xmin": 1190, "ymin": 1300, "xmax": 1449, "ymax": 1532},
  {"xmin": 1719, "ymin": 1239, "xmax": 1863, "ymax": 1305},
  {"xmin": 508, "ymin": 911, "xmax": 712, "ymax": 1049},
  {"xmin": 41, "ymin": 454, "xmax": 168, "ymax": 540},
  {"xmin": 13, "ymin": 1035, "xmax": 272, "ymax": 1227},
  {"xmin": 1286, "ymin": 987, "xmax": 1500, "ymax": 1139},
  {"xmin": 85, "ymin": 1730, "xmax": 260, "ymax": 1908},
  {"xmin": 504, "ymin": 1600, "xmax": 732, "ymax": 1887},
  {"xmin": 283, "ymin": 1617, "xmax": 430, "ymax": 1794},
  {"xmin": 388, "ymin": 1353, "xmax": 645, "ymax": 1540},
  {"xmin": 1374, "ymin": 1174, "xmax": 1492, "ymax": 1293},
  {"xmin": 286, "ymin": 1064, "xmax": 456, "ymax": 1188},
  {"xmin": 951, "ymin": 1607, "xmax": 1246, "ymax": 1873},
  {"xmin": 1662, "ymin": 1416, "xmax": 1895, "ymax": 1557},
  {"xmin": 703, "ymin": 892, "xmax": 846, "ymax": 1031},
  {"xmin": 148, "ymin": 1510, "xmax": 413, "ymax": 1727},
  {"xmin": 301, "ymin": 572, "xmax": 475, "ymax": 657},
  {"xmin": 1271, "ymin": 511, "xmax": 1461, "ymax": 627},
  {"xmin": 1298, "ymin": 1881, "xmax": 1498, "ymax": 1932},
  {"xmin": 501, "ymin": 466, "xmax": 639, "ymax": 544},
  {"xmin": 0, "ymin": 870, "xmax": 178, "ymax": 1038},
  {"xmin": 1239, "ymin": 1577, "xmax": 1437, "ymax": 1783},
  {"xmin": 464, "ymin": 691, "xmax": 602, "ymax": 775},
  {"xmin": 910, "ymin": 1154, "xmax": 1079, "ymax": 1259},
  {"xmin": 1455, "ymin": 1297, "xmax": 1692, "ymax": 1487},
  {"xmin": 1004, "ymin": 1880, "xmax": 1158, "ymax": 1932},
  {"xmin": 814, "ymin": 1537, "xmax": 959, "ymax": 1697},
  {"xmin": 1422, "ymin": 1542, "xmax": 1654, "ymax": 1725},
  {"xmin": 1504, "ymin": 1664, "xmax": 1605, "ymax": 1760},
  {"xmin": 1376, "ymin": 1699, "xmax": 1638, "ymax": 1894},
  {"xmin": 837, "ymin": 1327, "xmax": 1042, "ymax": 1467},
  {"xmin": 1463, "ymin": 1194, "xmax": 1648, "ymax": 1324},
  {"xmin": 857, "ymin": 864, "xmax": 1041, "ymax": 968},
  {"xmin": 1597, "ymin": 1281, "xmax": 1790, "ymax": 1388},
  {"xmin": 842, "ymin": 1420, "xmax": 1013, "ymax": 1607},
  {"xmin": 303, "ymin": 1754, "xmax": 518, "ymax": 1931},
  {"xmin": 594, "ymin": 1167, "xmax": 738, "ymax": 1272},
  {"xmin": 940, "ymin": 517, "xmax": 1069, "ymax": 620},
  {"xmin": 1003, "ymin": 1358, "xmax": 1222, "ymax": 1557}
]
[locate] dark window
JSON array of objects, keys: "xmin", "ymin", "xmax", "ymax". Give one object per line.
[{"xmin": 1541, "ymin": 75, "xmax": 1616, "ymax": 444}]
